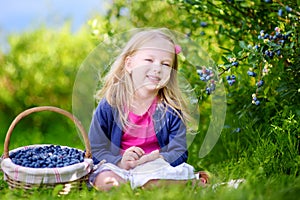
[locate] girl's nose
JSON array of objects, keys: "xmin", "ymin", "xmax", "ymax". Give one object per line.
[{"xmin": 152, "ymin": 61, "xmax": 162, "ymax": 72}]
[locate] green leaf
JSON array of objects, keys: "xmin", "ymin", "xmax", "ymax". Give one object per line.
[
  {"xmin": 221, "ymin": 56, "xmax": 229, "ymax": 63},
  {"xmin": 239, "ymin": 40, "xmax": 247, "ymax": 49},
  {"xmin": 264, "ymin": 86, "xmax": 270, "ymax": 96},
  {"xmin": 219, "ymin": 46, "xmax": 232, "ymax": 52}
]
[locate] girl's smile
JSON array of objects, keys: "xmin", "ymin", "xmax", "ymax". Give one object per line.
[{"xmin": 146, "ymin": 74, "xmax": 161, "ymax": 83}]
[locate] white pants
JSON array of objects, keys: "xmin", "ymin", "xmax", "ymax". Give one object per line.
[{"xmin": 90, "ymin": 158, "xmax": 196, "ymax": 189}]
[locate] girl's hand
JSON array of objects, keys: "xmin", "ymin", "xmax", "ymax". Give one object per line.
[
  {"xmin": 136, "ymin": 150, "xmax": 162, "ymax": 165},
  {"xmin": 117, "ymin": 146, "xmax": 145, "ymax": 170}
]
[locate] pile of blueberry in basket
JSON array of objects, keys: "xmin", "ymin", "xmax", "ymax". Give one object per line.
[{"xmin": 10, "ymin": 145, "xmax": 84, "ymax": 168}]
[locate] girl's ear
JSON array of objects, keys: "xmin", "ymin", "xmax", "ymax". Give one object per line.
[{"xmin": 125, "ymin": 56, "xmax": 132, "ymax": 74}]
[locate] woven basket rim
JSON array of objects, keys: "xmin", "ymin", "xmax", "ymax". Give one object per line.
[{"xmin": 8, "ymin": 144, "xmax": 85, "ymax": 152}]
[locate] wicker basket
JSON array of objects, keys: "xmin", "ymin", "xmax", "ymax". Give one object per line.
[{"xmin": 0, "ymin": 106, "xmax": 93, "ymax": 194}]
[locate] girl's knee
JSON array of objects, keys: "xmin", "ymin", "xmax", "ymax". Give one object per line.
[{"xmin": 93, "ymin": 170, "xmax": 126, "ymax": 191}]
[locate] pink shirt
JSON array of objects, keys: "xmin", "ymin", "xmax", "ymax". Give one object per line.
[{"xmin": 121, "ymin": 98, "xmax": 160, "ymax": 154}]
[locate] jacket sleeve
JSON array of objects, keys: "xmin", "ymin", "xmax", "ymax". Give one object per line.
[
  {"xmin": 158, "ymin": 109, "xmax": 188, "ymax": 167},
  {"xmin": 88, "ymin": 100, "xmax": 122, "ymax": 165}
]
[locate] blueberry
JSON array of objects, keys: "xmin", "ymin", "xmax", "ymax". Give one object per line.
[
  {"xmin": 265, "ymin": 50, "xmax": 270, "ymax": 56},
  {"xmin": 235, "ymin": 128, "xmax": 241, "ymax": 133},
  {"xmin": 247, "ymin": 71, "xmax": 257, "ymax": 77},
  {"xmin": 80, "ymin": 156, "xmax": 84, "ymax": 162},
  {"xmin": 283, "ymin": 34, "xmax": 290, "ymax": 40},
  {"xmin": 29, "ymin": 163, "xmax": 35, "ymax": 168},
  {"xmin": 210, "ymin": 83, "xmax": 216, "ymax": 91},
  {"xmin": 63, "ymin": 163, "xmax": 69, "ymax": 167},
  {"xmin": 285, "ymin": 6, "xmax": 292, "ymax": 12},
  {"xmin": 276, "ymin": 50, "xmax": 281, "ymax": 56},
  {"xmin": 278, "ymin": 9, "xmax": 283, "ymax": 17},
  {"xmin": 200, "ymin": 22, "xmax": 208, "ymax": 27},
  {"xmin": 256, "ymin": 80, "xmax": 264, "ymax": 87},
  {"xmin": 227, "ymin": 79, "xmax": 235, "ymax": 86},
  {"xmin": 197, "ymin": 69, "xmax": 203, "ymax": 76},
  {"xmin": 10, "ymin": 152, "xmax": 16, "ymax": 158},
  {"xmin": 276, "ymin": 32, "xmax": 282, "ymax": 38},
  {"xmin": 34, "ymin": 163, "xmax": 40, "ymax": 168},
  {"xmin": 231, "ymin": 61, "xmax": 239, "ymax": 67},
  {"xmin": 205, "ymin": 87, "xmax": 211, "ymax": 95},
  {"xmin": 255, "ymin": 100, "xmax": 260, "ymax": 105},
  {"xmin": 269, "ymin": 51, "xmax": 274, "ymax": 58},
  {"xmin": 263, "ymin": 33, "xmax": 269, "ymax": 39}
]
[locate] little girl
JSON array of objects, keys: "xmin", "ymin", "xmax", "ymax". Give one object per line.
[{"xmin": 88, "ymin": 28, "xmax": 209, "ymax": 191}]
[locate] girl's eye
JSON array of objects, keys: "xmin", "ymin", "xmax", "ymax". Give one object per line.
[
  {"xmin": 162, "ymin": 63, "xmax": 171, "ymax": 67},
  {"xmin": 145, "ymin": 58, "xmax": 153, "ymax": 62}
]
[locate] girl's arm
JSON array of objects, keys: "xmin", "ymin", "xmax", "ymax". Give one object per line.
[
  {"xmin": 158, "ymin": 110, "xmax": 188, "ymax": 167},
  {"xmin": 88, "ymin": 100, "xmax": 122, "ymax": 165}
]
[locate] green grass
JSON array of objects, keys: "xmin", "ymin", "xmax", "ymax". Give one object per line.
[{"xmin": 1, "ymin": 168, "xmax": 299, "ymax": 200}]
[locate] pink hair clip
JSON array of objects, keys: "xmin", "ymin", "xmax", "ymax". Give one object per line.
[{"xmin": 175, "ymin": 44, "xmax": 181, "ymax": 54}]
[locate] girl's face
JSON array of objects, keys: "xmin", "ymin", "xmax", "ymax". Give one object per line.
[{"xmin": 125, "ymin": 39, "xmax": 174, "ymax": 95}]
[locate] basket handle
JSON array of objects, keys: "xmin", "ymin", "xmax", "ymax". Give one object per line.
[{"xmin": 3, "ymin": 106, "xmax": 92, "ymax": 159}]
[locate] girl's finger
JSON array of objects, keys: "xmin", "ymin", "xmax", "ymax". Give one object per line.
[
  {"xmin": 126, "ymin": 151, "xmax": 140, "ymax": 160},
  {"xmin": 124, "ymin": 154, "xmax": 135, "ymax": 161},
  {"xmin": 150, "ymin": 149, "xmax": 159, "ymax": 155},
  {"xmin": 126, "ymin": 146, "xmax": 137, "ymax": 152},
  {"xmin": 132, "ymin": 147, "xmax": 145, "ymax": 157},
  {"xmin": 125, "ymin": 146, "xmax": 145, "ymax": 157}
]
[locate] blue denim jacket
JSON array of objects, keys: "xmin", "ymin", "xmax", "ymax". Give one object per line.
[{"xmin": 88, "ymin": 98, "xmax": 188, "ymax": 167}]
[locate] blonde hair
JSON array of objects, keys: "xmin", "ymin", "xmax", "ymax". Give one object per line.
[{"xmin": 96, "ymin": 28, "xmax": 190, "ymax": 128}]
